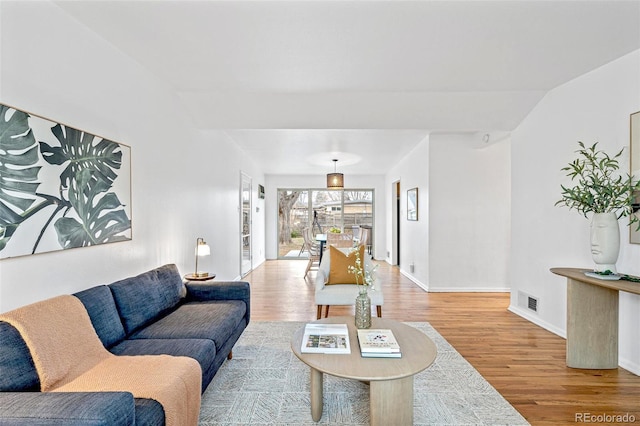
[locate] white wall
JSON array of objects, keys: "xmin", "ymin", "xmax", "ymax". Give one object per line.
[
  {"xmin": 264, "ymin": 174, "xmax": 386, "ymax": 260},
  {"xmin": 429, "ymin": 134, "xmax": 511, "ymax": 291},
  {"xmin": 386, "ymin": 138, "xmax": 431, "ymax": 288},
  {"xmin": 0, "ymin": 2, "xmax": 264, "ymax": 312},
  {"xmin": 386, "ymin": 134, "xmax": 511, "ymax": 292},
  {"xmin": 510, "ymin": 50, "xmax": 640, "ymax": 374}
]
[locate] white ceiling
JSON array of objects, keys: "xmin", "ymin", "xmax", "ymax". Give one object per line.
[{"xmin": 55, "ymin": 0, "xmax": 640, "ymax": 175}]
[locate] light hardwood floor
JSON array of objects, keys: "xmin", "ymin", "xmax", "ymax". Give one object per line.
[{"xmin": 244, "ymin": 259, "xmax": 640, "ymax": 426}]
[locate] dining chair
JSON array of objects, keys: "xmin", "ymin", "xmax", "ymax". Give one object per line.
[
  {"xmin": 358, "ymin": 227, "xmax": 371, "ymax": 255},
  {"xmin": 327, "ymin": 232, "xmax": 353, "ymax": 248},
  {"xmin": 303, "ymin": 227, "xmax": 321, "ymax": 278}
]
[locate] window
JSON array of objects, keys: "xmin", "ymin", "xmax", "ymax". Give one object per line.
[{"xmin": 277, "ymin": 188, "xmax": 374, "ymax": 258}]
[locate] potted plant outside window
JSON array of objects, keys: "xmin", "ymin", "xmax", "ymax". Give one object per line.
[{"xmin": 556, "ymin": 141, "xmax": 640, "ymax": 273}]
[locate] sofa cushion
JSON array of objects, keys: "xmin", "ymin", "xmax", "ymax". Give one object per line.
[
  {"xmin": 0, "ymin": 322, "xmax": 40, "ymax": 391},
  {"xmin": 111, "ymin": 338, "xmax": 217, "ymax": 393},
  {"xmin": 74, "ymin": 286, "xmax": 126, "ymax": 348},
  {"xmin": 109, "ymin": 264, "xmax": 183, "ymax": 335},
  {"xmin": 110, "ymin": 338, "xmax": 215, "ymax": 374},
  {"xmin": 0, "ymin": 391, "xmax": 136, "ymax": 425},
  {"xmin": 315, "ymin": 284, "xmax": 384, "ymax": 306},
  {"xmin": 130, "ymin": 300, "xmax": 246, "ymax": 352}
]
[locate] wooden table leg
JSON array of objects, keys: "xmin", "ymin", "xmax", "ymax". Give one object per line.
[
  {"xmin": 369, "ymin": 376, "xmax": 413, "ymax": 426},
  {"xmin": 567, "ymin": 278, "xmax": 618, "ymax": 369},
  {"xmin": 310, "ymin": 368, "xmax": 323, "ymax": 421}
]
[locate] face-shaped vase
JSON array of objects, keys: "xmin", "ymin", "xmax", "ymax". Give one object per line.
[{"xmin": 590, "ymin": 213, "xmax": 620, "ymax": 271}]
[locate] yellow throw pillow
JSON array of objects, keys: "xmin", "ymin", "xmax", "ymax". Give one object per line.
[{"xmin": 327, "ymin": 245, "xmax": 365, "ymax": 285}]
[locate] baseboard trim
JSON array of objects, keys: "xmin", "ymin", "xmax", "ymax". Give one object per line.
[
  {"xmin": 399, "ymin": 269, "xmax": 428, "ymax": 291},
  {"xmin": 396, "ymin": 270, "xmax": 510, "ymax": 293},
  {"xmin": 508, "ymin": 304, "xmax": 566, "ymax": 338},
  {"xmin": 428, "ymin": 286, "xmax": 510, "ymax": 293},
  {"xmin": 619, "ymin": 357, "xmax": 640, "ymax": 376},
  {"xmin": 510, "ymin": 305, "xmax": 640, "ymax": 376}
]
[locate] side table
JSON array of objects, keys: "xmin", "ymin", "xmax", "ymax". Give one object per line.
[
  {"xmin": 291, "ymin": 316, "xmax": 437, "ymax": 425},
  {"xmin": 184, "ymin": 273, "xmax": 216, "ymax": 281}
]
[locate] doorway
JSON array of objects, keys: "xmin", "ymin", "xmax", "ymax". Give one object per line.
[{"xmin": 240, "ymin": 173, "xmax": 252, "ymax": 276}]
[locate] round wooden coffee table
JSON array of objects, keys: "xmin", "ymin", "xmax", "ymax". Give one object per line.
[{"xmin": 291, "ymin": 316, "xmax": 437, "ymax": 426}]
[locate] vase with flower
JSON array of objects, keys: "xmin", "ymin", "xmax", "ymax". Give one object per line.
[
  {"xmin": 348, "ymin": 245, "xmax": 378, "ymax": 329},
  {"xmin": 556, "ymin": 141, "xmax": 640, "ymax": 273}
]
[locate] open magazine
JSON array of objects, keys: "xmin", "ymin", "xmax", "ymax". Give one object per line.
[{"xmin": 301, "ymin": 323, "xmax": 351, "ymax": 354}]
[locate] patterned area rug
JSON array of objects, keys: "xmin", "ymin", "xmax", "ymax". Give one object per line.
[{"xmin": 199, "ymin": 321, "xmax": 529, "ymax": 425}]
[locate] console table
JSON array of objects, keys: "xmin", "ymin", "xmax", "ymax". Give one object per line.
[{"xmin": 551, "ymin": 267, "xmax": 640, "ymax": 369}]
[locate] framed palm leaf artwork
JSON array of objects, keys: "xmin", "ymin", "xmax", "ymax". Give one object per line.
[{"xmin": 0, "ymin": 103, "xmax": 132, "ymax": 259}]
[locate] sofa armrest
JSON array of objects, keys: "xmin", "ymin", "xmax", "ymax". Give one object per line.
[
  {"xmin": 185, "ymin": 280, "xmax": 250, "ymax": 323},
  {"xmin": 0, "ymin": 392, "xmax": 135, "ymax": 425}
]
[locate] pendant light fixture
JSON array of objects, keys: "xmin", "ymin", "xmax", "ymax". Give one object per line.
[{"xmin": 326, "ymin": 159, "xmax": 344, "ymax": 189}]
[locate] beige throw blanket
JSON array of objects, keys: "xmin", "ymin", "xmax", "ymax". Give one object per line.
[{"xmin": 0, "ymin": 295, "xmax": 201, "ymax": 426}]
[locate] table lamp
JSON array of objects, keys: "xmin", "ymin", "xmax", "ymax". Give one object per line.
[{"xmin": 194, "ymin": 237, "xmax": 211, "ymax": 277}]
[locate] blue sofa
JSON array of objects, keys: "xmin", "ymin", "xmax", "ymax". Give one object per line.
[{"xmin": 0, "ymin": 264, "xmax": 250, "ymax": 425}]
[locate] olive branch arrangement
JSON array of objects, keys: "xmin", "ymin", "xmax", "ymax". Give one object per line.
[{"xmin": 555, "ymin": 141, "xmax": 640, "ymax": 231}]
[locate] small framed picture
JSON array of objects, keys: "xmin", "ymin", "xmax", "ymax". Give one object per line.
[{"xmin": 407, "ymin": 187, "xmax": 418, "ymax": 221}]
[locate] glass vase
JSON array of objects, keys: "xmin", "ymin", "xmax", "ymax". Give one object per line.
[{"xmin": 355, "ymin": 286, "xmax": 371, "ymax": 329}]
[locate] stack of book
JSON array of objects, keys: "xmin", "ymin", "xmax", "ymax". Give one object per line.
[{"xmin": 357, "ymin": 329, "xmax": 402, "ymax": 358}]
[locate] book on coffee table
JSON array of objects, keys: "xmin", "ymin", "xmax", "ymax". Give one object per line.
[
  {"xmin": 301, "ymin": 323, "xmax": 351, "ymax": 354},
  {"xmin": 357, "ymin": 329, "xmax": 402, "ymax": 358}
]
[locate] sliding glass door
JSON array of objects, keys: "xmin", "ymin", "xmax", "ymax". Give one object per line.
[
  {"xmin": 277, "ymin": 190, "xmax": 308, "ymax": 258},
  {"xmin": 277, "ymin": 188, "xmax": 374, "ymax": 258}
]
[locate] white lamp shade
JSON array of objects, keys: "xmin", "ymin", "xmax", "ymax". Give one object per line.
[{"xmin": 196, "ymin": 242, "xmax": 210, "ymax": 256}]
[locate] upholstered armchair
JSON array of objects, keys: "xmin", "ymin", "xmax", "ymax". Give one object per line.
[{"xmin": 315, "ymin": 245, "xmax": 384, "ymax": 319}]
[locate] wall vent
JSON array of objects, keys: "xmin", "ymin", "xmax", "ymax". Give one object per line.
[{"xmin": 518, "ymin": 291, "xmax": 539, "ymax": 314}]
